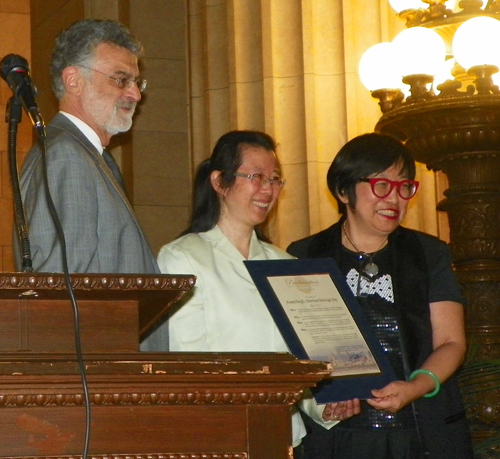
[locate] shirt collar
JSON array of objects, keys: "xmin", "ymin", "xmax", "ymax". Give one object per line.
[
  {"xmin": 206, "ymin": 225, "xmax": 266, "ymax": 260},
  {"xmin": 59, "ymin": 111, "xmax": 104, "ymax": 154}
]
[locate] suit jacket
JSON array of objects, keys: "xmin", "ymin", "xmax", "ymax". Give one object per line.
[{"xmin": 18, "ymin": 113, "xmax": 159, "ymax": 274}]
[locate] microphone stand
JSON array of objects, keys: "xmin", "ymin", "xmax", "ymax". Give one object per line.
[
  {"xmin": 6, "ymin": 96, "xmax": 32, "ymax": 272},
  {"xmin": 5, "ymin": 97, "xmax": 91, "ymax": 459},
  {"xmin": 3, "ymin": 69, "xmax": 90, "ymax": 459}
]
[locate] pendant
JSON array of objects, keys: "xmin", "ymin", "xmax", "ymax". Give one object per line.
[{"xmin": 363, "ymin": 261, "xmax": 379, "ymax": 278}]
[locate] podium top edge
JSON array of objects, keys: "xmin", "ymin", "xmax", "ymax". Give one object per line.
[{"xmin": 0, "ymin": 272, "xmax": 196, "ymax": 296}]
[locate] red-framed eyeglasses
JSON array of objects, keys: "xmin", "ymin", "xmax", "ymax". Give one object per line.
[{"xmin": 359, "ymin": 178, "xmax": 419, "ymax": 199}]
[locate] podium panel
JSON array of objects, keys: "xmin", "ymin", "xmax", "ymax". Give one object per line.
[
  {"xmin": 0, "ymin": 274, "xmax": 332, "ymax": 458},
  {"xmin": 0, "ymin": 273, "xmax": 195, "ymax": 352}
]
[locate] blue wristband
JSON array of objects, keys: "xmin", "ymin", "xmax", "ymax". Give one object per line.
[{"xmin": 409, "ymin": 369, "xmax": 441, "ymax": 398}]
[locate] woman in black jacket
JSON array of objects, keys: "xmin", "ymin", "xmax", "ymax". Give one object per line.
[{"xmin": 288, "ymin": 133, "xmax": 473, "ymax": 459}]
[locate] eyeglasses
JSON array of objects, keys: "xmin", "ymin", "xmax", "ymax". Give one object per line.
[
  {"xmin": 359, "ymin": 178, "xmax": 419, "ymax": 200},
  {"xmin": 79, "ymin": 66, "xmax": 147, "ymax": 92},
  {"xmin": 234, "ymin": 172, "xmax": 286, "ymax": 189}
]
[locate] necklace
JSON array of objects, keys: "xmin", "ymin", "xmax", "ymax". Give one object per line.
[{"xmin": 342, "ymin": 221, "xmax": 387, "ymax": 278}]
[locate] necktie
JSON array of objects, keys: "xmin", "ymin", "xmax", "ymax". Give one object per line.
[{"xmin": 102, "ymin": 149, "xmax": 126, "ymax": 190}]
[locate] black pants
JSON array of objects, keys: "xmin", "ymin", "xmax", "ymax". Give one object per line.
[
  {"xmin": 299, "ymin": 411, "xmax": 422, "ymax": 459},
  {"xmin": 294, "ymin": 443, "xmax": 305, "ymax": 459}
]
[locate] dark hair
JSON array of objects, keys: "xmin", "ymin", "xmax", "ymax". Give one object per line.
[
  {"xmin": 51, "ymin": 19, "xmax": 143, "ymax": 99},
  {"xmin": 327, "ymin": 132, "xmax": 416, "ymax": 214},
  {"xmin": 185, "ymin": 130, "xmax": 280, "ymax": 241}
]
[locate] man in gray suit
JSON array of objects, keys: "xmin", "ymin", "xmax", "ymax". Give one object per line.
[{"xmin": 19, "ymin": 19, "xmax": 159, "ymax": 275}]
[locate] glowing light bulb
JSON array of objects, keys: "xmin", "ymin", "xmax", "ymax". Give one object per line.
[
  {"xmin": 452, "ymin": 17, "xmax": 500, "ymax": 70},
  {"xmin": 388, "ymin": 0, "xmax": 426, "ymax": 13},
  {"xmin": 392, "ymin": 27, "xmax": 447, "ymax": 77},
  {"xmin": 359, "ymin": 42, "xmax": 403, "ymax": 91}
]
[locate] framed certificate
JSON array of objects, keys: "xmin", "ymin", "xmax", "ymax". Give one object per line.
[{"xmin": 244, "ymin": 257, "xmax": 396, "ymax": 403}]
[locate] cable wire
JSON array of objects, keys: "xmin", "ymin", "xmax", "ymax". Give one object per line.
[{"xmin": 38, "ymin": 134, "xmax": 91, "ymax": 459}]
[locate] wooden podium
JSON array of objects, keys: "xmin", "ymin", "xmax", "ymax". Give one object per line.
[{"xmin": 0, "ymin": 272, "xmax": 331, "ymax": 459}]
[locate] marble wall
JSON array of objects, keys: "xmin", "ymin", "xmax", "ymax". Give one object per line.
[{"xmin": 0, "ymin": 0, "xmax": 31, "ymax": 271}]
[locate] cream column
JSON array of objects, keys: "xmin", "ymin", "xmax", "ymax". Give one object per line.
[
  {"xmin": 300, "ymin": 0, "xmax": 348, "ymax": 235},
  {"xmin": 260, "ymin": 0, "xmax": 308, "ymax": 247},
  {"xmin": 188, "ymin": 0, "xmax": 444, "ymax": 249}
]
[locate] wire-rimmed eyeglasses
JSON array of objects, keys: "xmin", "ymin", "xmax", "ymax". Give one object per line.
[
  {"xmin": 359, "ymin": 178, "xmax": 419, "ymax": 200},
  {"xmin": 79, "ymin": 66, "xmax": 147, "ymax": 92},
  {"xmin": 234, "ymin": 172, "xmax": 286, "ymax": 189}
]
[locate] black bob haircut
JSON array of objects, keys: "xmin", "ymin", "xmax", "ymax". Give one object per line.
[{"xmin": 327, "ymin": 132, "xmax": 416, "ymax": 214}]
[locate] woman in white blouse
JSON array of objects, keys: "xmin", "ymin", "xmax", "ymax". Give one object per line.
[{"xmin": 156, "ymin": 130, "xmax": 358, "ymax": 453}]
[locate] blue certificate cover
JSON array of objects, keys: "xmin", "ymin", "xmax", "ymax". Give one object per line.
[{"xmin": 244, "ymin": 257, "xmax": 396, "ymax": 403}]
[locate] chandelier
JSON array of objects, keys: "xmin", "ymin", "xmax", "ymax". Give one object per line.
[
  {"xmin": 359, "ymin": 0, "xmax": 500, "ymax": 112},
  {"xmin": 358, "ymin": 0, "xmax": 500, "ymax": 454}
]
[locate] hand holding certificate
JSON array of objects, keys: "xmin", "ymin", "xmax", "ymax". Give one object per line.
[{"xmin": 245, "ymin": 258, "xmax": 396, "ymax": 403}]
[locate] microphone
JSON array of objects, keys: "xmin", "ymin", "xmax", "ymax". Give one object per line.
[{"xmin": 0, "ymin": 54, "xmax": 45, "ymax": 137}]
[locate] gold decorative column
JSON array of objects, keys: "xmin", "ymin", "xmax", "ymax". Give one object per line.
[{"xmin": 377, "ymin": 94, "xmax": 500, "ymax": 450}]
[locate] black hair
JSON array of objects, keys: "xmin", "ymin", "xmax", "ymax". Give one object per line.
[
  {"xmin": 184, "ymin": 130, "xmax": 279, "ymax": 241},
  {"xmin": 327, "ymin": 132, "xmax": 416, "ymax": 214}
]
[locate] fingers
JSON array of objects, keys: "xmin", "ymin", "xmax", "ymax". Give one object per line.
[
  {"xmin": 346, "ymin": 398, "xmax": 361, "ymax": 416},
  {"xmin": 322, "ymin": 402, "xmax": 340, "ymax": 421},
  {"xmin": 322, "ymin": 399, "xmax": 362, "ymax": 421},
  {"xmin": 322, "ymin": 410, "xmax": 342, "ymax": 421},
  {"xmin": 367, "ymin": 381, "xmax": 416, "ymax": 413},
  {"xmin": 366, "ymin": 393, "xmax": 402, "ymax": 413}
]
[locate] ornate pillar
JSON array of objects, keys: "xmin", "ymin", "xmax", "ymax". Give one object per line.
[{"xmin": 377, "ymin": 95, "xmax": 500, "ymax": 450}]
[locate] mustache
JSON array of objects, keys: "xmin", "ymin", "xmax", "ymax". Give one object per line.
[{"xmin": 116, "ymin": 100, "xmax": 137, "ymax": 112}]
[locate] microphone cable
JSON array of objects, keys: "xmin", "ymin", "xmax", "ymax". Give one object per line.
[
  {"xmin": 2, "ymin": 53, "xmax": 91, "ymax": 458},
  {"xmin": 38, "ymin": 134, "xmax": 91, "ymax": 459}
]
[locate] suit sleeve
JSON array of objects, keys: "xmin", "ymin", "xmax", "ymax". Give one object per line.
[{"xmin": 23, "ymin": 141, "xmax": 101, "ymax": 273}]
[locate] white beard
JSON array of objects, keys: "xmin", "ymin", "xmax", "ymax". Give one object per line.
[{"xmin": 83, "ymin": 85, "xmax": 136, "ymax": 136}]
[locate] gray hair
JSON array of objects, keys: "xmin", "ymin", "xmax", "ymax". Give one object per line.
[{"xmin": 50, "ymin": 19, "xmax": 143, "ymax": 99}]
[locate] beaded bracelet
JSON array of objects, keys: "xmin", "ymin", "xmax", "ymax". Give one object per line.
[{"xmin": 409, "ymin": 369, "xmax": 441, "ymax": 398}]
